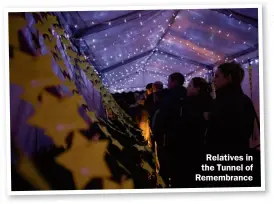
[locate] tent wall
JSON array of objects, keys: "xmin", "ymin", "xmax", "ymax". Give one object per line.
[{"xmin": 10, "ymin": 13, "xmax": 105, "ymax": 159}]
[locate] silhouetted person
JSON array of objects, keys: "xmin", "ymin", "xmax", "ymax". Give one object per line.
[
  {"xmin": 144, "ymin": 81, "xmax": 166, "ymax": 125},
  {"xmin": 152, "ymin": 72, "xmax": 187, "ymax": 186},
  {"xmin": 205, "ymin": 62, "xmax": 256, "ymax": 153},
  {"xmin": 172, "ymin": 77, "xmax": 213, "ymax": 188}
]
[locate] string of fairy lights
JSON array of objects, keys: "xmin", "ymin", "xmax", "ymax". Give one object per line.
[{"xmin": 70, "ymin": 9, "xmax": 258, "ymax": 93}]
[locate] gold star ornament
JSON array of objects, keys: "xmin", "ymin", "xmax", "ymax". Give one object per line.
[{"xmin": 56, "ymin": 140, "xmax": 111, "ymax": 189}]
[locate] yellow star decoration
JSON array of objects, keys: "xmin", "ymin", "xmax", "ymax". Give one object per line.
[
  {"xmin": 56, "ymin": 60, "xmax": 67, "ymax": 72},
  {"xmin": 20, "ymin": 86, "xmax": 45, "ymax": 106},
  {"xmin": 61, "ymin": 38, "xmax": 71, "ymax": 46},
  {"xmin": 144, "ymin": 145, "xmax": 153, "ymax": 152},
  {"xmin": 17, "ymin": 154, "xmax": 50, "ymax": 190},
  {"xmin": 71, "ymin": 131, "xmax": 89, "ymax": 149},
  {"xmin": 35, "ymin": 21, "xmax": 52, "ymax": 37},
  {"xmin": 62, "ymin": 80, "xmax": 77, "ymax": 92},
  {"xmin": 70, "ymin": 59, "xmax": 76, "ymax": 66},
  {"xmin": 111, "ymin": 139, "xmax": 124, "ymax": 151},
  {"xmin": 77, "ymin": 61, "xmax": 89, "ymax": 70},
  {"xmin": 69, "ymin": 94, "xmax": 87, "ymax": 106},
  {"xmin": 86, "ymin": 110, "xmax": 99, "ymax": 123},
  {"xmin": 54, "ymin": 27, "xmax": 65, "ymax": 36},
  {"xmin": 156, "ymin": 174, "xmax": 166, "ymax": 188},
  {"xmin": 8, "ymin": 14, "xmax": 27, "ymax": 48},
  {"xmin": 28, "ymin": 92, "xmax": 89, "ymax": 146},
  {"xmin": 10, "ymin": 51, "xmax": 61, "ymax": 89},
  {"xmin": 79, "ymin": 55, "xmax": 86, "ymax": 61},
  {"xmin": 103, "ymin": 178, "xmax": 134, "ymax": 189},
  {"xmin": 44, "ymin": 37, "xmax": 57, "ymax": 51},
  {"xmin": 56, "ymin": 140, "xmax": 111, "ymax": 189},
  {"xmin": 67, "ymin": 49, "xmax": 78, "ymax": 58},
  {"xmin": 46, "ymin": 15, "xmax": 58, "ymax": 25},
  {"xmin": 141, "ymin": 160, "xmax": 154, "ymax": 174}
]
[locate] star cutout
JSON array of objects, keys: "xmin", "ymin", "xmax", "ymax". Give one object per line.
[
  {"xmin": 77, "ymin": 62, "xmax": 89, "ymax": 70},
  {"xmin": 86, "ymin": 111, "xmax": 99, "ymax": 123},
  {"xmin": 35, "ymin": 21, "xmax": 52, "ymax": 37},
  {"xmin": 67, "ymin": 49, "xmax": 78, "ymax": 58},
  {"xmin": 46, "ymin": 14, "xmax": 58, "ymax": 25},
  {"xmin": 71, "ymin": 131, "xmax": 89, "ymax": 149},
  {"xmin": 10, "ymin": 51, "xmax": 61, "ymax": 90},
  {"xmin": 56, "ymin": 140, "xmax": 111, "ymax": 189},
  {"xmin": 79, "ymin": 55, "xmax": 86, "ymax": 61},
  {"xmin": 28, "ymin": 92, "xmax": 89, "ymax": 146},
  {"xmin": 141, "ymin": 160, "xmax": 154, "ymax": 174},
  {"xmin": 54, "ymin": 27, "xmax": 65, "ymax": 36},
  {"xmin": 70, "ymin": 59, "xmax": 76, "ymax": 66},
  {"xmin": 111, "ymin": 139, "xmax": 124, "ymax": 151},
  {"xmin": 68, "ymin": 94, "xmax": 87, "ymax": 106},
  {"xmin": 156, "ymin": 174, "xmax": 166, "ymax": 188},
  {"xmin": 20, "ymin": 86, "xmax": 45, "ymax": 106},
  {"xmin": 56, "ymin": 60, "xmax": 67, "ymax": 72},
  {"xmin": 62, "ymin": 80, "xmax": 77, "ymax": 92},
  {"xmin": 61, "ymin": 38, "xmax": 71, "ymax": 46},
  {"xmin": 8, "ymin": 14, "xmax": 27, "ymax": 48},
  {"xmin": 44, "ymin": 37, "xmax": 57, "ymax": 51}
]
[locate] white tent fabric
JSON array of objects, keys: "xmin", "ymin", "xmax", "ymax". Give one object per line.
[{"xmin": 56, "ymin": 8, "xmax": 259, "ymax": 92}]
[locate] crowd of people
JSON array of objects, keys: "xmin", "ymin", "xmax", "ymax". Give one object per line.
[{"xmin": 114, "ymin": 62, "xmax": 260, "ymax": 188}]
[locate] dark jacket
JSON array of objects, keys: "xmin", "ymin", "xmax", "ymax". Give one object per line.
[
  {"xmin": 144, "ymin": 89, "xmax": 167, "ymax": 121},
  {"xmin": 152, "ymin": 86, "xmax": 187, "ymax": 148},
  {"xmin": 205, "ymin": 85, "xmax": 256, "ymax": 153},
  {"xmin": 177, "ymin": 94, "xmax": 213, "ymax": 151}
]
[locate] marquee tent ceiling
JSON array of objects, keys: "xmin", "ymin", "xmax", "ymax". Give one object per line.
[{"xmin": 56, "ymin": 8, "xmax": 259, "ymax": 92}]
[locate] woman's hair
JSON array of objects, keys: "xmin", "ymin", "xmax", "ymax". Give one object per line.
[
  {"xmin": 218, "ymin": 62, "xmax": 245, "ymax": 86},
  {"xmin": 146, "ymin": 83, "xmax": 153, "ymax": 90},
  {"xmin": 191, "ymin": 77, "xmax": 211, "ymax": 96},
  {"xmin": 169, "ymin": 72, "xmax": 185, "ymax": 86}
]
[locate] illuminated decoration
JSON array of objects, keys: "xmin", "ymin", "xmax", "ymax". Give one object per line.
[
  {"xmin": 71, "ymin": 131, "xmax": 90, "ymax": 148},
  {"xmin": 10, "ymin": 51, "xmax": 63, "ymax": 106},
  {"xmin": 68, "ymin": 9, "xmax": 258, "ymax": 93},
  {"xmin": 28, "ymin": 92, "xmax": 89, "ymax": 147},
  {"xmin": 56, "ymin": 140, "xmax": 111, "ymax": 189}
]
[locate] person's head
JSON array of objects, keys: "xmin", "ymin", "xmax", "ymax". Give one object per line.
[
  {"xmin": 168, "ymin": 72, "xmax": 185, "ymax": 89},
  {"xmin": 213, "ymin": 62, "xmax": 244, "ymax": 90},
  {"xmin": 152, "ymin": 81, "xmax": 163, "ymax": 92},
  {"xmin": 187, "ymin": 77, "xmax": 210, "ymax": 96},
  {"xmin": 145, "ymin": 83, "xmax": 153, "ymax": 95}
]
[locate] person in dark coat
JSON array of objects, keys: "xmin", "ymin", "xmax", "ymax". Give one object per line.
[
  {"xmin": 151, "ymin": 72, "xmax": 187, "ymax": 186},
  {"xmin": 204, "ymin": 62, "xmax": 257, "ymax": 187},
  {"xmin": 205, "ymin": 62, "xmax": 256, "ymax": 153},
  {"xmin": 171, "ymin": 77, "xmax": 213, "ymax": 188},
  {"xmin": 144, "ymin": 81, "xmax": 167, "ymax": 127}
]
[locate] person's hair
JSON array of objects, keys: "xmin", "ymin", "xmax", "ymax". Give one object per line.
[
  {"xmin": 146, "ymin": 83, "xmax": 153, "ymax": 90},
  {"xmin": 169, "ymin": 72, "xmax": 185, "ymax": 86},
  {"xmin": 218, "ymin": 62, "xmax": 245, "ymax": 86},
  {"xmin": 153, "ymin": 81, "xmax": 163, "ymax": 91},
  {"xmin": 191, "ymin": 77, "xmax": 211, "ymax": 96}
]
